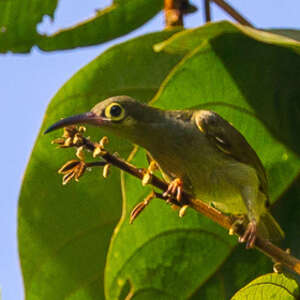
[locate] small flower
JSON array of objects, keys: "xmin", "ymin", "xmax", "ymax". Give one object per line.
[
  {"xmin": 102, "ymin": 163, "xmax": 111, "ymax": 178},
  {"xmin": 78, "ymin": 126, "xmax": 86, "ymax": 133},
  {"xmin": 51, "ymin": 138, "xmax": 65, "ymax": 145},
  {"xmin": 93, "ymin": 146, "xmax": 106, "ymax": 158},
  {"xmin": 130, "ymin": 201, "xmax": 148, "ymax": 224},
  {"xmin": 73, "ymin": 133, "xmax": 84, "ymax": 146},
  {"xmin": 179, "ymin": 204, "xmax": 189, "ymax": 218},
  {"xmin": 99, "ymin": 136, "xmax": 109, "ymax": 147},
  {"xmin": 58, "ymin": 159, "xmax": 86, "ymax": 185},
  {"xmin": 76, "ymin": 146, "xmax": 85, "ymax": 160},
  {"xmin": 62, "ymin": 125, "xmax": 78, "ymax": 138},
  {"xmin": 64, "ymin": 137, "xmax": 73, "ymax": 147},
  {"xmin": 93, "ymin": 136, "xmax": 109, "ymax": 158},
  {"xmin": 129, "ymin": 191, "xmax": 156, "ymax": 224}
]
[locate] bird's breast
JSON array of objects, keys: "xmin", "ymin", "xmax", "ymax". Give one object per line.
[{"xmin": 144, "ymin": 125, "xmax": 254, "ymax": 215}]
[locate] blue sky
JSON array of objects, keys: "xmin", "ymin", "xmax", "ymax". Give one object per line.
[{"xmin": 1, "ymin": 1, "xmax": 299, "ymax": 299}]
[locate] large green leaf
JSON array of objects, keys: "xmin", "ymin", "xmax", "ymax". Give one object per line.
[
  {"xmin": 106, "ymin": 23, "xmax": 300, "ymax": 299},
  {"xmin": 0, "ymin": 0, "xmax": 58, "ymax": 53},
  {"xmin": 37, "ymin": 0, "xmax": 164, "ymax": 51},
  {"xmin": 231, "ymin": 273, "xmax": 300, "ymax": 300},
  {"xmin": 18, "ymin": 31, "xmax": 183, "ymax": 300},
  {"xmin": 0, "ymin": 0, "xmax": 163, "ymax": 53}
]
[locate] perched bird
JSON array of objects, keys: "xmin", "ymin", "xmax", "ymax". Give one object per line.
[{"xmin": 45, "ymin": 95, "xmax": 284, "ymax": 248}]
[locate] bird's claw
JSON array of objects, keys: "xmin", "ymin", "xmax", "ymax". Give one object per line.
[
  {"xmin": 239, "ymin": 220, "xmax": 257, "ymax": 249},
  {"xmin": 229, "ymin": 216, "xmax": 245, "ymax": 236},
  {"xmin": 163, "ymin": 178, "xmax": 183, "ymax": 202}
]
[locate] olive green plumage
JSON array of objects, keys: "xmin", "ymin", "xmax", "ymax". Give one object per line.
[{"xmin": 46, "ymin": 95, "xmax": 284, "ymax": 243}]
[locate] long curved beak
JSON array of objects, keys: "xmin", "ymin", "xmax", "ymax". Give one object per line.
[{"xmin": 44, "ymin": 112, "xmax": 106, "ymax": 134}]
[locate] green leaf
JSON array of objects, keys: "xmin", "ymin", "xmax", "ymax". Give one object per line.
[
  {"xmin": 231, "ymin": 273, "xmax": 300, "ymax": 300},
  {"xmin": 0, "ymin": 0, "xmax": 58, "ymax": 53},
  {"xmin": 1, "ymin": 0, "xmax": 163, "ymax": 53},
  {"xmin": 105, "ymin": 149, "xmax": 236, "ymax": 300},
  {"xmin": 18, "ymin": 31, "xmax": 183, "ymax": 300},
  {"xmin": 38, "ymin": 0, "xmax": 164, "ymax": 51},
  {"xmin": 154, "ymin": 21, "xmax": 300, "ymax": 56}
]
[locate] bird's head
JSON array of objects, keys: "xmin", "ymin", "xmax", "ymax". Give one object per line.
[{"xmin": 44, "ymin": 96, "xmax": 164, "ymax": 146}]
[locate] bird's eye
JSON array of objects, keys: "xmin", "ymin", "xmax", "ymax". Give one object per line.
[{"xmin": 104, "ymin": 103, "xmax": 125, "ymax": 121}]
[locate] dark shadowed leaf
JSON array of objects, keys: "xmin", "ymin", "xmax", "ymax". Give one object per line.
[
  {"xmin": 273, "ymin": 180, "xmax": 300, "ymax": 259},
  {"xmin": 18, "ymin": 31, "xmax": 182, "ymax": 300},
  {"xmin": 190, "ymin": 246, "xmax": 272, "ymax": 299}
]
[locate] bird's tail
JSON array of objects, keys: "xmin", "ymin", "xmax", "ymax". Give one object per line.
[{"xmin": 259, "ymin": 212, "xmax": 285, "ymax": 242}]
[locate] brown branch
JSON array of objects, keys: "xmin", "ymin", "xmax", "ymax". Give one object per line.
[
  {"xmin": 204, "ymin": 0, "xmax": 211, "ymax": 22},
  {"xmin": 164, "ymin": 0, "xmax": 184, "ymax": 28},
  {"xmin": 210, "ymin": 0, "xmax": 253, "ymax": 27},
  {"xmin": 52, "ymin": 127, "xmax": 300, "ymax": 276}
]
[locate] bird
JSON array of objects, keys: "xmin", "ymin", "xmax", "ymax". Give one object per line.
[{"xmin": 45, "ymin": 95, "xmax": 284, "ymax": 248}]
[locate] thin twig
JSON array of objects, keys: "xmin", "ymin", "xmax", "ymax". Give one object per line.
[
  {"xmin": 210, "ymin": 0, "xmax": 253, "ymax": 27},
  {"xmin": 204, "ymin": 0, "xmax": 211, "ymax": 22},
  {"xmin": 164, "ymin": 0, "xmax": 184, "ymax": 28},
  {"xmin": 53, "ymin": 128, "xmax": 300, "ymax": 276}
]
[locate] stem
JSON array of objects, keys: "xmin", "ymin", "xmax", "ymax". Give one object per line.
[
  {"xmin": 61, "ymin": 134, "xmax": 300, "ymax": 275},
  {"xmin": 204, "ymin": 0, "xmax": 211, "ymax": 22},
  {"xmin": 210, "ymin": 0, "xmax": 253, "ymax": 27},
  {"xmin": 164, "ymin": 0, "xmax": 184, "ymax": 28}
]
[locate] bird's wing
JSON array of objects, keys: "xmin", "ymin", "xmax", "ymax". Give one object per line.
[{"xmin": 194, "ymin": 110, "xmax": 268, "ymax": 198}]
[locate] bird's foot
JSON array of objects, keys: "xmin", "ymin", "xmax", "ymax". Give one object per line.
[
  {"xmin": 142, "ymin": 161, "xmax": 158, "ymax": 186},
  {"xmin": 239, "ymin": 220, "xmax": 257, "ymax": 249},
  {"xmin": 130, "ymin": 190, "xmax": 157, "ymax": 224},
  {"xmin": 163, "ymin": 178, "xmax": 183, "ymax": 203},
  {"xmin": 229, "ymin": 216, "xmax": 246, "ymax": 236}
]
